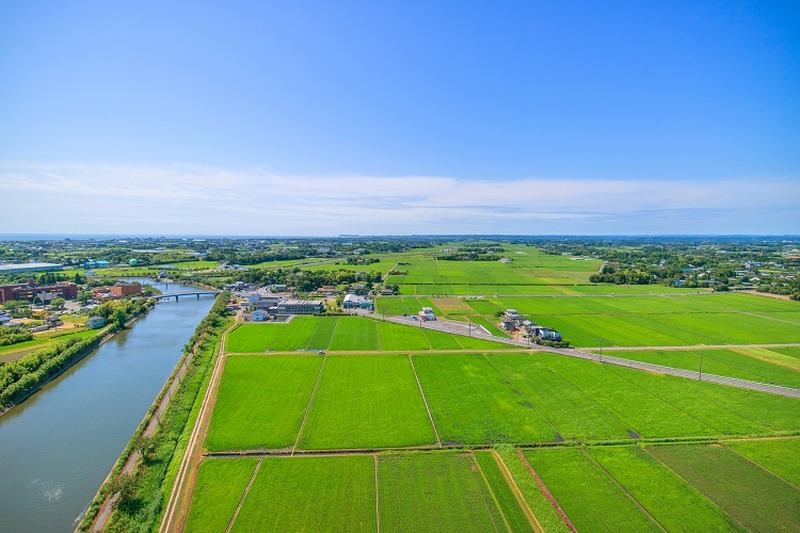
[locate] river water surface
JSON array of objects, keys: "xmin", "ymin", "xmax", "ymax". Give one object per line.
[{"xmin": 0, "ymin": 281, "xmax": 214, "ymax": 532}]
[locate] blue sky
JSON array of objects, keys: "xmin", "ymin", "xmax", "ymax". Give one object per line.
[{"xmin": 1, "ymin": 1, "xmax": 798, "ymax": 235}]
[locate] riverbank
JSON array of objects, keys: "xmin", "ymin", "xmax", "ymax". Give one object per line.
[
  {"xmin": 79, "ymin": 292, "xmax": 231, "ymax": 532},
  {"xmin": 0, "ymin": 299, "xmax": 155, "ymax": 417}
]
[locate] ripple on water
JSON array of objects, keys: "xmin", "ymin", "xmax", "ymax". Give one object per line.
[{"xmin": 28, "ymin": 478, "xmax": 64, "ymax": 502}]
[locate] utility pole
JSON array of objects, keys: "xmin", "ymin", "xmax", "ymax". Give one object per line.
[{"xmin": 699, "ymin": 352, "xmax": 703, "ymax": 382}]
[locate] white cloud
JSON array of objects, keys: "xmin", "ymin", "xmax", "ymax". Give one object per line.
[{"xmin": 1, "ymin": 161, "xmax": 798, "ymax": 235}]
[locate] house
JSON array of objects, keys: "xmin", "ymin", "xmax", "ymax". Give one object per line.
[
  {"xmin": 348, "ymin": 283, "xmax": 369, "ymax": 295},
  {"xmin": 418, "ymin": 307, "xmax": 436, "ymax": 321},
  {"xmin": 251, "ymin": 309, "xmax": 268, "ymax": 321},
  {"xmin": 87, "ymin": 316, "xmax": 106, "ymax": 329},
  {"xmin": 504, "ymin": 309, "xmax": 526, "ymax": 327},
  {"xmin": 538, "ymin": 328, "xmax": 562, "ymax": 341},
  {"xmin": 500, "ymin": 318, "xmax": 516, "ymax": 331},
  {"xmin": 343, "ymin": 294, "xmax": 374, "ymax": 310}
]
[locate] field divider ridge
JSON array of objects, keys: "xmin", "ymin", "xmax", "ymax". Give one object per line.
[
  {"xmin": 225, "ymin": 457, "xmax": 263, "ymax": 533},
  {"xmin": 470, "ymin": 451, "xmax": 514, "ymax": 533},
  {"xmin": 374, "ymin": 455, "xmax": 381, "ymax": 533},
  {"xmin": 490, "ymin": 450, "xmax": 544, "ymax": 533},
  {"xmin": 482, "ymin": 354, "xmax": 562, "ymax": 438},
  {"xmin": 516, "ymin": 449, "xmax": 578, "ymax": 533},
  {"xmin": 408, "ymin": 355, "xmax": 442, "ymax": 448},
  {"xmin": 292, "ymin": 354, "xmax": 328, "ymax": 454},
  {"xmin": 603, "ymin": 363, "xmax": 729, "ymax": 436},
  {"xmin": 723, "ymin": 443, "xmax": 800, "ymax": 490},
  {"xmin": 580, "ymin": 448, "xmax": 667, "ymax": 531}
]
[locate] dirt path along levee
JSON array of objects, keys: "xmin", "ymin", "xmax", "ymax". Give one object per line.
[{"xmin": 159, "ymin": 322, "xmax": 235, "ymax": 533}]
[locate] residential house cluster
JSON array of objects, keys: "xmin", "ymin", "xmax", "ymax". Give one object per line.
[{"xmin": 500, "ymin": 309, "xmax": 562, "ymax": 341}]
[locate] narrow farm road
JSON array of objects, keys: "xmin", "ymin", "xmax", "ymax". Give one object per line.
[{"xmin": 159, "ymin": 320, "xmax": 236, "ymax": 533}]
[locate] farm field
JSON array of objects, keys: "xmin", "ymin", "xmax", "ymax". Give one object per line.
[
  {"xmin": 395, "ymin": 283, "xmax": 703, "ymax": 296},
  {"xmin": 647, "ymin": 443, "xmax": 800, "ymax": 531},
  {"xmin": 232, "ymin": 456, "xmax": 377, "ymax": 532},
  {"xmin": 206, "ymin": 352, "xmax": 800, "ymax": 452},
  {"xmin": 593, "ymin": 347, "xmax": 800, "ymax": 389},
  {"xmin": 177, "ymin": 244, "xmax": 800, "ymax": 531},
  {"xmin": 225, "ymin": 316, "xmax": 511, "ymax": 353},
  {"xmin": 157, "ymin": 260, "xmax": 221, "ymax": 270},
  {"xmin": 186, "ymin": 438, "xmax": 800, "ymax": 532},
  {"xmin": 185, "ymin": 451, "xmax": 542, "ymax": 532},
  {"xmin": 205, "ymin": 356, "xmax": 322, "ymax": 451},
  {"xmin": 725, "ymin": 438, "xmax": 800, "ymax": 488},
  {"xmin": 297, "ymin": 356, "xmax": 436, "ymax": 449},
  {"xmin": 587, "ymin": 446, "xmax": 740, "ymax": 531},
  {"xmin": 184, "ymin": 458, "xmax": 259, "ymax": 533},
  {"xmin": 378, "ymin": 452, "xmax": 512, "ymax": 532},
  {"xmin": 378, "ymin": 291, "xmax": 800, "ymax": 348},
  {"xmin": 523, "ymin": 447, "xmax": 660, "ymax": 531},
  {"xmin": 384, "ymin": 247, "xmax": 601, "ymax": 288}
]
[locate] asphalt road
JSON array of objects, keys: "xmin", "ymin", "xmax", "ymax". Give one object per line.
[{"xmin": 382, "ymin": 315, "xmax": 800, "ymax": 399}]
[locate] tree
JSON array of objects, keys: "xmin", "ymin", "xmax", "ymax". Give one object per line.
[
  {"xmin": 112, "ymin": 309, "xmax": 127, "ymax": 329},
  {"xmin": 50, "ymin": 297, "xmax": 65, "ymax": 310},
  {"xmin": 2, "ymin": 300, "xmax": 31, "ymax": 318},
  {"xmin": 77, "ymin": 291, "xmax": 93, "ymax": 304},
  {"xmin": 110, "ymin": 473, "xmax": 138, "ymax": 511}
]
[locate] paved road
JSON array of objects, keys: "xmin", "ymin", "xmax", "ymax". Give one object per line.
[
  {"xmin": 381, "ymin": 316, "xmax": 800, "ymax": 399},
  {"xmin": 591, "ymin": 343, "xmax": 800, "ymax": 351}
]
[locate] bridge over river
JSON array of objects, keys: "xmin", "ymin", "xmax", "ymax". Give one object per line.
[{"xmin": 154, "ymin": 290, "xmax": 220, "ymax": 301}]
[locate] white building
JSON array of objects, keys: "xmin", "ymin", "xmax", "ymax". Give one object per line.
[{"xmin": 418, "ymin": 307, "xmax": 436, "ymax": 321}]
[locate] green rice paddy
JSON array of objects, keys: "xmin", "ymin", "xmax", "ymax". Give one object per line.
[
  {"xmin": 225, "ymin": 316, "xmax": 512, "ymax": 353},
  {"xmin": 183, "ymin": 245, "xmax": 800, "ymax": 531}
]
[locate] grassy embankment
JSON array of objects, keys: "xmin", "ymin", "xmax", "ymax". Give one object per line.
[{"xmin": 77, "ymin": 292, "xmax": 231, "ymax": 532}]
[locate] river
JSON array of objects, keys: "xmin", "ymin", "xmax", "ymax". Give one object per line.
[{"xmin": 0, "ymin": 280, "xmax": 215, "ymax": 532}]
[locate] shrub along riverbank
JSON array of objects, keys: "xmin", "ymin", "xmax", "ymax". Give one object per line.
[
  {"xmin": 78, "ymin": 292, "xmax": 231, "ymax": 532},
  {"xmin": 0, "ymin": 299, "xmax": 153, "ymax": 411}
]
